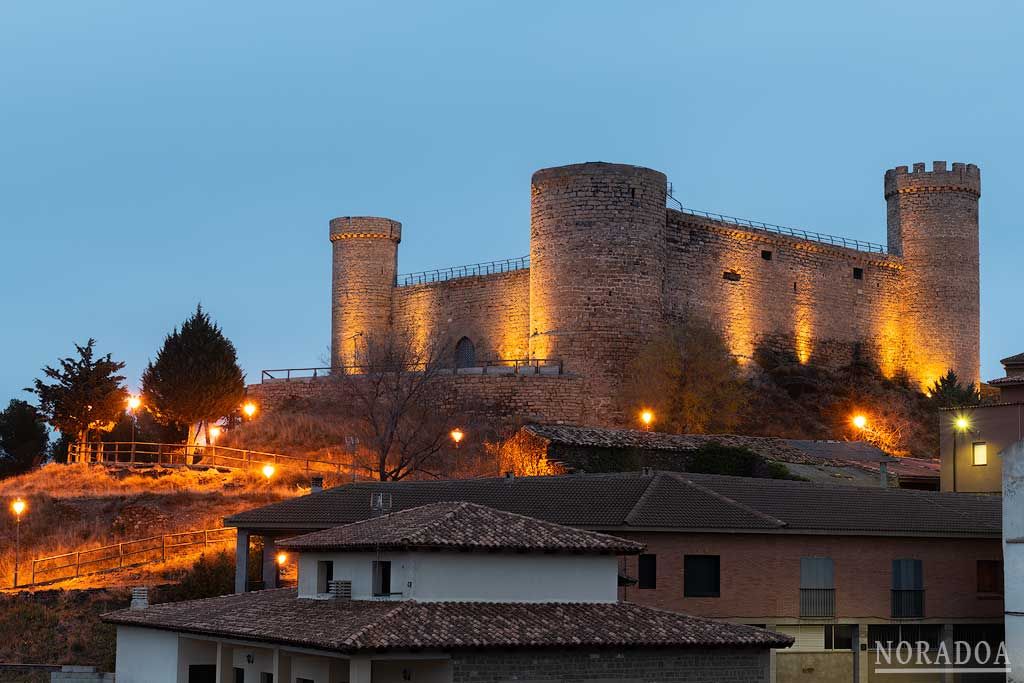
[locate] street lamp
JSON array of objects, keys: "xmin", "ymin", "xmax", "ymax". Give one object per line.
[
  {"xmin": 450, "ymin": 428, "xmax": 464, "ymax": 449},
  {"xmin": 952, "ymin": 416, "xmax": 972, "ymax": 492},
  {"xmin": 209, "ymin": 426, "xmax": 222, "ymax": 443},
  {"xmin": 852, "ymin": 414, "xmax": 868, "ymax": 431},
  {"xmin": 640, "ymin": 410, "xmax": 654, "ymax": 431},
  {"xmin": 126, "ymin": 395, "xmax": 141, "ymax": 442},
  {"xmin": 262, "ymin": 464, "xmax": 276, "ymax": 480},
  {"xmin": 242, "ymin": 401, "xmax": 258, "ymax": 419},
  {"xmin": 10, "ymin": 498, "xmax": 26, "ymax": 588}
]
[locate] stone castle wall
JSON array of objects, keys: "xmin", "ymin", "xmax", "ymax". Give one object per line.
[{"xmin": 304, "ymin": 160, "xmax": 981, "ymax": 427}]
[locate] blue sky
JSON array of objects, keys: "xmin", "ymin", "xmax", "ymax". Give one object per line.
[{"xmin": 1, "ymin": 0, "xmax": 1021, "ymax": 405}]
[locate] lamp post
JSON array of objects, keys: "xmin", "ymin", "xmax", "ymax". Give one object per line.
[
  {"xmin": 262, "ymin": 464, "xmax": 276, "ymax": 480},
  {"xmin": 242, "ymin": 401, "xmax": 258, "ymax": 419},
  {"xmin": 952, "ymin": 416, "xmax": 971, "ymax": 492},
  {"xmin": 450, "ymin": 428, "xmax": 464, "ymax": 449},
  {"xmin": 640, "ymin": 410, "xmax": 654, "ymax": 431},
  {"xmin": 126, "ymin": 395, "xmax": 141, "ymax": 443},
  {"xmin": 10, "ymin": 498, "xmax": 26, "ymax": 588}
]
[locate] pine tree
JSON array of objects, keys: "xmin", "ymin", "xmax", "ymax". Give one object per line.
[
  {"xmin": 27, "ymin": 339, "xmax": 127, "ymax": 445},
  {"xmin": 0, "ymin": 399, "xmax": 50, "ymax": 476},
  {"xmin": 141, "ymin": 305, "xmax": 245, "ymax": 444},
  {"xmin": 927, "ymin": 369, "xmax": 981, "ymax": 409}
]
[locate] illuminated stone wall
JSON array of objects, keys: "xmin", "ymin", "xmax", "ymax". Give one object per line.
[{"xmin": 392, "ymin": 269, "xmax": 530, "ymax": 362}]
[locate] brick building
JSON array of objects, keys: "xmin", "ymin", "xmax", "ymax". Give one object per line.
[
  {"xmin": 226, "ymin": 471, "xmax": 1003, "ymax": 682},
  {"xmin": 106, "ymin": 502, "xmax": 787, "ymax": 683},
  {"xmin": 255, "ymin": 160, "xmax": 981, "ymax": 426}
]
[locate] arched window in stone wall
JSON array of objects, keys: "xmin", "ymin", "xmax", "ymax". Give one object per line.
[{"xmin": 455, "ymin": 337, "xmax": 476, "ymax": 368}]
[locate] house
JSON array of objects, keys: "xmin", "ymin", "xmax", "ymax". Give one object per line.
[
  {"xmin": 513, "ymin": 424, "xmax": 939, "ymax": 489},
  {"xmin": 1002, "ymin": 441, "xmax": 1024, "ymax": 674},
  {"xmin": 226, "ymin": 470, "xmax": 1003, "ymax": 682},
  {"xmin": 941, "ymin": 353, "xmax": 1024, "ymax": 493},
  {"xmin": 104, "ymin": 502, "xmax": 790, "ymax": 683}
]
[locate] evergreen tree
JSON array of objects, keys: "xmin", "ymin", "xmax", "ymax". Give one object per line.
[
  {"xmin": 141, "ymin": 305, "xmax": 245, "ymax": 444},
  {"xmin": 0, "ymin": 399, "xmax": 50, "ymax": 476},
  {"xmin": 27, "ymin": 339, "xmax": 127, "ymax": 445},
  {"xmin": 927, "ymin": 369, "xmax": 981, "ymax": 409}
]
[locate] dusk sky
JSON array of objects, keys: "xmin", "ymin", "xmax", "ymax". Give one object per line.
[{"xmin": 2, "ymin": 1, "xmax": 1021, "ymax": 406}]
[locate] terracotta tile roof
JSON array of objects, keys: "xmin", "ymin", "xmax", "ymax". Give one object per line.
[
  {"xmin": 278, "ymin": 502, "xmax": 644, "ymax": 554},
  {"xmin": 988, "ymin": 375, "xmax": 1024, "ymax": 386},
  {"xmin": 1000, "ymin": 352, "xmax": 1024, "ymax": 366},
  {"xmin": 226, "ymin": 470, "xmax": 999, "ymax": 537},
  {"xmin": 104, "ymin": 589, "xmax": 792, "ymax": 652}
]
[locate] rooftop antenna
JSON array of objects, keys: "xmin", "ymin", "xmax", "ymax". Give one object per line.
[{"xmin": 667, "ymin": 181, "xmax": 683, "ymax": 210}]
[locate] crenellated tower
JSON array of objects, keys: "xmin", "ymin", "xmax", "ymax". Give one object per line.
[
  {"xmin": 329, "ymin": 216, "xmax": 401, "ymax": 368},
  {"xmin": 529, "ymin": 162, "xmax": 667, "ymax": 413},
  {"xmin": 885, "ymin": 161, "xmax": 981, "ymax": 385}
]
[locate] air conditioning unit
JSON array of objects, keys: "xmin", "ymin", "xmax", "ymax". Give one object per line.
[{"xmin": 328, "ymin": 580, "xmax": 352, "ymax": 601}]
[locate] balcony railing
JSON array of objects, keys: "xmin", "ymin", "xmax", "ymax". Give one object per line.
[
  {"xmin": 891, "ymin": 589, "xmax": 925, "ymax": 618},
  {"xmin": 799, "ymin": 588, "xmax": 836, "ymax": 618}
]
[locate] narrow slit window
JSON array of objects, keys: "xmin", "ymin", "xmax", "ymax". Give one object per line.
[
  {"xmin": 853, "ymin": 267, "xmax": 864, "ymax": 280},
  {"xmin": 723, "ymin": 271, "xmax": 741, "ymax": 282},
  {"xmin": 761, "ymin": 250, "xmax": 773, "ymax": 260}
]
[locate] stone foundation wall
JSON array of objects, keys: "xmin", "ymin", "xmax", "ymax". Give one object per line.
[
  {"xmin": 249, "ymin": 372, "xmax": 586, "ymax": 425},
  {"xmin": 451, "ymin": 648, "xmax": 770, "ymax": 683}
]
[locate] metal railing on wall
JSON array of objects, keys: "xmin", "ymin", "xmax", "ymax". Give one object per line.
[
  {"xmin": 398, "ymin": 255, "xmax": 529, "ymax": 287},
  {"xmin": 261, "ymin": 357, "xmax": 565, "ymax": 382}
]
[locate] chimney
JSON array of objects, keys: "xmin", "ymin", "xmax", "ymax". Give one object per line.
[
  {"xmin": 130, "ymin": 587, "xmax": 149, "ymax": 610},
  {"xmin": 310, "ymin": 476, "xmax": 324, "ymax": 494},
  {"xmin": 328, "ymin": 579, "xmax": 352, "ymax": 600},
  {"xmin": 879, "ymin": 462, "xmax": 889, "ymax": 489}
]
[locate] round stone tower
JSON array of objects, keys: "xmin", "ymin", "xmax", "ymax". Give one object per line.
[
  {"xmin": 529, "ymin": 162, "xmax": 667, "ymax": 414},
  {"xmin": 329, "ymin": 216, "xmax": 402, "ymax": 368},
  {"xmin": 885, "ymin": 161, "xmax": 980, "ymax": 385}
]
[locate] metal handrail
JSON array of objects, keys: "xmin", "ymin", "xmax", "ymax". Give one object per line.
[
  {"xmin": 398, "ymin": 255, "xmax": 530, "ymax": 287},
  {"xmin": 673, "ymin": 206, "xmax": 888, "ymax": 254},
  {"xmin": 28, "ymin": 527, "xmax": 235, "ymax": 586},
  {"xmin": 68, "ymin": 441, "xmax": 355, "ymax": 476},
  {"xmin": 261, "ymin": 357, "xmax": 565, "ymax": 382}
]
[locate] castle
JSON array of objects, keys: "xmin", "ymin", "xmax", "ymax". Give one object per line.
[{"xmin": 259, "ymin": 160, "xmax": 981, "ymax": 425}]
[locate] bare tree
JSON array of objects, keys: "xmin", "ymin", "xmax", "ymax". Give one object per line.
[{"xmin": 335, "ymin": 331, "xmax": 463, "ymax": 481}]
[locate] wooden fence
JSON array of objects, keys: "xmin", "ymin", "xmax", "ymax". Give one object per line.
[
  {"xmin": 69, "ymin": 441, "xmax": 356, "ymax": 476},
  {"xmin": 28, "ymin": 527, "xmax": 236, "ymax": 586}
]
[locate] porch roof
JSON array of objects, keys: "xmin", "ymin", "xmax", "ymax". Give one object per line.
[{"xmin": 104, "ymin": 589, "xmax": 792, "ymax": 652}]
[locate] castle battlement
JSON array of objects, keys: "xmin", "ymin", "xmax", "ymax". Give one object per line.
[{"xmin": 884, "ymin": 161, "xmax": 981, "ymax": 198}]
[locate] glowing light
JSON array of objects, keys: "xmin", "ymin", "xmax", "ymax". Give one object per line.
[
  {"xmin": 209, "ymin": 426, "xmax": 222, "ymax": 441},
  {"xmin": 640, "ymin": 410, "xmax": 654, "ymax": 428},
  {"xmin": 262, "ymin": 464, "xmax": 276, "ymax": 479},
  {"xmin": 450, "ymin": 428, "xmax": 464, "ymax": 446},
  {"xmin": 10, "ymin": 499, "xmax": 26, "ymax": 517},
  {"xmin": 126, "ymin": 396, "xmax": 141, "ymax": 411},
  {"xmin": 276, "ymin": 552, "xmax": 287, "ymax": 566},
  {"xmin": 955, "ymin": 417, "xmax": 970, "ymax": 431},
  {"xmin": 242, "ymin": 401, "xmax": 258, "ymax": 418},
  {"xmin": 852, "ymin": 414, "xmax": 868, "ymax": 430}
]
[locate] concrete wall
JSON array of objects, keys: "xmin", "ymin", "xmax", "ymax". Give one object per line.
[
  {"xmin": 776, "ymin": 651, "xmax": 854, "ymax": 683},
  {"xmin": 940, "ymin": 402, "xmax": 1023, "ymax": 493},
  {"xmin": 450, "ymin": 648, "xmax": 770, "ymax": 682},
  {"xmin": 297, "ymin": 550, "xmax": 618, "ymax": 603},
  {"xmin": 114, "ymin": 627, "xmax": 179, "ymax": 683},
  {"xmin": 616, "ymin": 531, "xmax": 1003, "ymax": 621}
]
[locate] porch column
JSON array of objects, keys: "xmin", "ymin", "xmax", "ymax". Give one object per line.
[
  {"xmin": 350, "ymin": 655, "xmax": 372, "ymax": 683},
  {"xmin": 215, "ymin": 641, "xmax": 234, "ymax": 683},
  {"xmin": 261, "ymin": 534, "xmax": 278, "ymax": 589},
  {"xmin": 235, "ymin": 528, "xmax": 250, "ymax": 593},
  {"xmin": 273, "ymin": 647, "xmax": 291, "ymax": 682}
]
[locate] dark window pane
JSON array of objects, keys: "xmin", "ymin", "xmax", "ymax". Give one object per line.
[
  {"xmin": 977, "ymin": 560, "xmax": 1003, "ymax": 593},
  {"xmin": 373, "ymin": 560, "xmax": 392, "ymax": 596},
  {"xmin": 800, "ymin": 557, "xmax": 834, "ymax": 589},
  {"xmin": 892, "ymin": 559, "xmax": 923, "ymax": 589},
  {"xmin": 684, "ymin": 555, "xmax": 720, "ymax": 597},
  {"xmin": 455, "ymin": 337, "xmax": 476, "ymax": 368},
  {"xmin": 234, "ymin": 669, "xmax": 244, "ymax": 683},
  {"xmin": 638, "ymin": 554, "xmax": 656, "ymax": 589}
]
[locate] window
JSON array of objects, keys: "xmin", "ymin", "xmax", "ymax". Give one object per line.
[
  {"xmin": 723, "ymin": 271, "xmax": 741, "ymax": 282},
  {"xmin": 800, "ymin": 557, "xmax": 835, "ymax": 617},
  {"xmin": 187, "ymin": 666, "xmax": 216, "ymax": 683},
  {"xmin": 892, "ymin": 558, "xmax": 924, "ymax": 618},
  {"xmin": 260, "ymin": 674, "xmax": 274, "ymax": 683},
  {"xmin": 683, "ymin": 555, "xmax": 720, "ymax": 597},
  {"xmin": 234, "ymin": 669, "xmax": 244, "ymax": 683},
  {"xmin": 638, "ymin": 554, "xmax": 656, "ymax": 589},
  {"xmin": 853, "ymin": 267, "xmax": 864, "ymax": 280},
  {"xmin": 455, "ymin": 337, "xmax": 476, "ymax": 368},
  {"xmin": 372, "ymin": 560, "xmax": 392, "ymax": 597},
  {"xmin": 977, "ymin": 560, "xmax": 1003, "ymax": 594},
  {"xmin": 761, "ymin": 250, "xmax": 773, "ymax": 260},
  {"xmin": 825, "ymin": 624, "xmax": 856, "ymax": 650},
  {"xmin": 868, "ymin": 624, "xmax": 941, "ymax": 650},
  {"xmin": 973, "ymin": 442, "xmax": 988, "ymax": 466},
  {"xmin": 316, "ymin": 560, "xmax": 334, "ymax": 594}
]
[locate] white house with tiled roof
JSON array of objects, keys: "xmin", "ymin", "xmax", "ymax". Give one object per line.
[{"xmin": 106, "ymin": 502, "xmax": 790, "ymax": 683}]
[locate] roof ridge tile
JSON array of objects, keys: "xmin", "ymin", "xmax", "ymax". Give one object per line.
[{"xmin": 667, "ymin": 472, "xmax": 787, "ymax": 528}]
